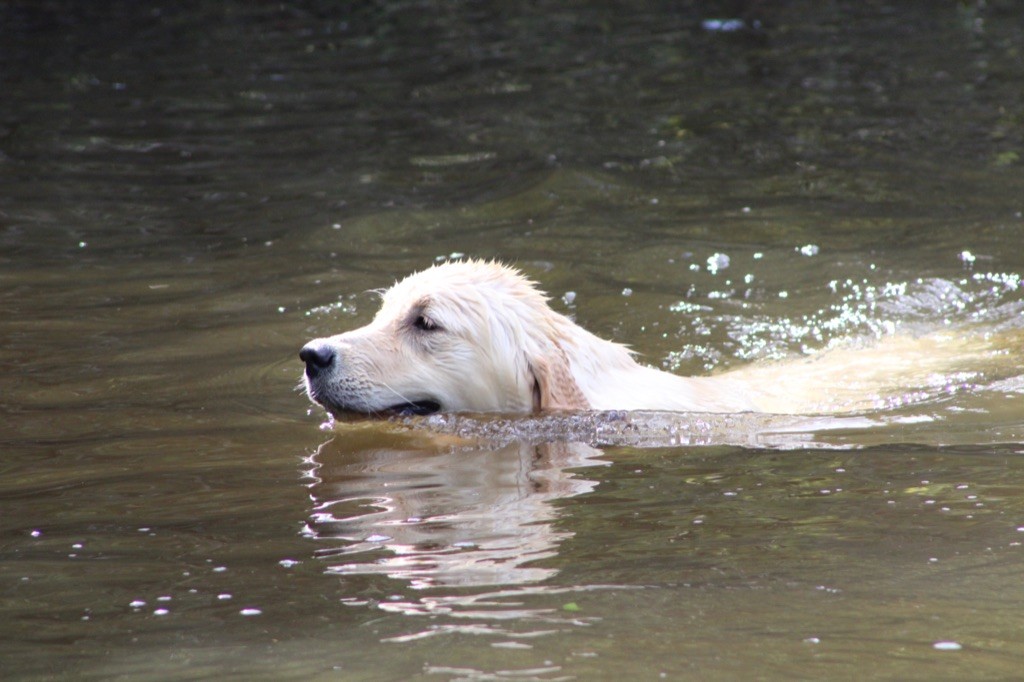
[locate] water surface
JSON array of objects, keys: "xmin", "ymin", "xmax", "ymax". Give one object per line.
[{"xmin": 3, "ymin": 1, "xmax": 1024, "ymax": 679}]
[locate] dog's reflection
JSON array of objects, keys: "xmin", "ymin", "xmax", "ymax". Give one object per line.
[{"xmin": 302, "ymin": 428, "xmax": 607, "ymax": 588}]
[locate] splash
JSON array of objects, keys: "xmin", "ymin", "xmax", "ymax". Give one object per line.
[{"xmin": 667, "ymin": 253, "xmax": 1024, "ymax": 371}]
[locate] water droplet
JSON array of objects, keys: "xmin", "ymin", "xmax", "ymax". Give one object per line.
[
  {"xmin": 933, "ymin": 641, "xmax": 962, "ymax": 651},
  {"xmin": 706, "ymin": 253, "xmax": 730, "ymax": 274},
  {"xmin": 702, "ymin": 18, "xmax": 746, "ymax": 32},
  {"xmin": 239, "ymin": 608, "xmax": 262, "ymax": 616}
]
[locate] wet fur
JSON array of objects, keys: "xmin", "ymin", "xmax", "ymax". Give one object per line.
[{"xmin": 301, "ymin": 260, "xmax": 1003, "ymax": 416}]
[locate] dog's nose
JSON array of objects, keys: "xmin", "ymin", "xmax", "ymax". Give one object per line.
[{"xmin": 300, "ymin": 342, "xmax": 335, "ymax": 375}]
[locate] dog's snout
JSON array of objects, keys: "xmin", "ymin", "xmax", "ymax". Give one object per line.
[{"xmin": 300, "ymin": 342, "xmax": 336, "ymax": 375}]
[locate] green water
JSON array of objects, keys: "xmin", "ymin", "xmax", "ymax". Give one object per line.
[{"xmin": 3, "ymin": 2, "xmax": 1024, "ymax": 679}]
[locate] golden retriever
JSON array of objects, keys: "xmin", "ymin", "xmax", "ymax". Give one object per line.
[{"xmin": 300, "ymin": 260, "xmax": 1001, "ymax": 417}]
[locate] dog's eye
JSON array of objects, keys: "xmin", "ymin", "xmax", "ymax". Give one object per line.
[{"xmin": 413, "ymin": 314, "xmax": 439, "ymax": 332}]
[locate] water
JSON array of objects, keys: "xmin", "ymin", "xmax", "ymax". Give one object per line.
[{"xmin": 3, "ymin": 1, "xmax": 1024, "ymax": 679}]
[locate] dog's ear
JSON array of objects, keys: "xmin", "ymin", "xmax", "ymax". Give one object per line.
[{"xmin": 528, "ymin": 342, "xmax": 589, "ymax": 412}]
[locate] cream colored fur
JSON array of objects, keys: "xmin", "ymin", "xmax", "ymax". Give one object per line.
[{"xmin": 301, "ymin": 260, "xmax": 1003, "ymax": 416}]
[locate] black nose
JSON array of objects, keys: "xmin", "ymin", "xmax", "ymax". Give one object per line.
[{"xmin": 300, "ymin": 342, "xmax": 335, "ymax": 376}]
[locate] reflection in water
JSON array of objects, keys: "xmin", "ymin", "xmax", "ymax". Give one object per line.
[
  {"xmin": 302, "ymin": 432, "xmax": 607, "ymax": 592},
  {"xmin": 3, "ymin": 0, "xmax": 1024, "ymax": 678}
]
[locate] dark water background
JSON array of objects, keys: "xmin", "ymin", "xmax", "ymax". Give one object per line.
[{"xmin": 3, "ymin": 1, "xmax": 1024, "ymax": 679}]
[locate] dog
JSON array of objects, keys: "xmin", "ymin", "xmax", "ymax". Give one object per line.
[{"xmin": 300, "ymin": 260, "xmax": 1002, "ymax": 417}]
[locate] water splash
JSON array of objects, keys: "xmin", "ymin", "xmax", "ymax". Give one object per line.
[{"xmin": 667, "ymin": 263, "xmax": 1024, "ymax": 370}]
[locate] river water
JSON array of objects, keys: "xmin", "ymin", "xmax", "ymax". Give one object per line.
[{"xmin": 3, "ymin": 1, "xmax": 1024, "ymax": 679}]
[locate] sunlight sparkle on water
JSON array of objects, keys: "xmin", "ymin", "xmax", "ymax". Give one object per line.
[
  {"xmin": 667, "ymin": 260, "xmax": 1024, "ymax": 371},
  {"xmin": 706, "ymin": 253, "xmax": 730, "ymax": 274}
]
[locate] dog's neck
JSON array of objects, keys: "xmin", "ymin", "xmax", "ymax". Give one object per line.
[{"xmin": 551, "ymin": 318, "xmax": 759, "ymax": 413}]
